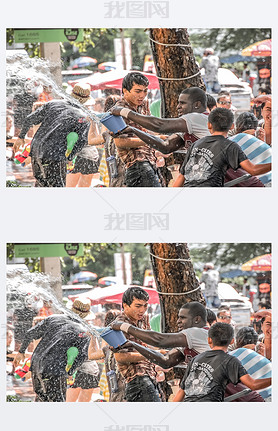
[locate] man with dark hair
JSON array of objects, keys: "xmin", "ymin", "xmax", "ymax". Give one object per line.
[
  {"xmin": 228, "ymin": 111, "xmax": 272, "ymax": 187},
  {"xmin": 172, "ymin": 108, "xmax": 271, "ymax": 187},
  {"xmin": 258, "ymin": 86, "xmax": 271, "ymax": 95},
  {"xmin": 112, "ymin": 286, "xmax": 161, "ymax": 402},
  {"xmin": 111, "ymin": 302, "xmax": 210, "ymax": 370},
  {"xmin": 122, "ymin": 72, "xmax": 149, "ymax": 91},
  {"xmin": 229, "ymin": 326, "xmax": 272, "ymax": 401},
  {"xmin": 216, "ymin": 90, "xmax": 233, "ymax": 110},
  {"xmin": 13, "ymin": 83, "xmax": 95, "ymax": 187},
  {"xmin": 206, "ymin": 309, "xmax": 217, "ymax": 326},
  {"xmin": 111, "ymin": 72, "xmax": 162, "ymax": 187},
  {"xmin": 173, "ymin": 323, "xmax": 271, "ymax": 402},
  {"xmin": 206, "ymin": 94, "xmax": 217, "ymax": 112},
  {"xmin": 111, "ymin": 86, "xmax": 210, "ymax": 157},
  {"xmin": 13, "ymin": 314, "xmax": 93, "ymax": 402}
]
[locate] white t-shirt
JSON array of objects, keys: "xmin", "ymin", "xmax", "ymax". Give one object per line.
[
  {"xmin": 180, "ymin": 112, "xmax": 210, "ymax": 138},
  {"xmin": 175, "ymin": 113, "xmax": 210, "ymax": 153},
  {"xmin": 180, "ymin": 327, "xmax": 210, "ymax": 354}
]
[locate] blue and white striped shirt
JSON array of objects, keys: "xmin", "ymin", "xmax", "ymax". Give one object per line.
[
  {"xmin": 230, "ymin": 133, "xmax": 272, "ymax": 185},
  {"xmin": 230, "ymin": 348, "xmax": 271, "ymax": 400}
]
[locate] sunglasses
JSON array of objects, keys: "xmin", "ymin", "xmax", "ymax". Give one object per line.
[
  {"xmin": 218, "ymin": 315, "xmax": 232, "ymax": 319},
  {"xmin": 218, "ymin": 101, "xmax": 231, "ymax": 105}
]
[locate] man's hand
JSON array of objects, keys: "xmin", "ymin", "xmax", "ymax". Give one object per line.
[
  {"xmin": 253, "ymin": 309, "xmax": 272, "ymax": 320},
  {"xmin": 67, "ymin": 160, "xmax": 73, "ymax": 168},
  {"xmin": 253, "ymin": 95, "xmax": 272, "ymax": 106},
  {"xmin": 110, "ymin": 320, "xmax": 123, "ymax": 331},
  {"xmin": 256, "ymin": 342, "xmax": 266, "ymax": 356},
  {"xmin": 109, "ymin": 341, "xmax": 133, "ymax": 353},
  {"xmin": 13, "ymin": 352, "xmax": 25, "ymax": 367},
  {"xmin": 102, "ymin": 131, "xmax": 111, "ymax": 142},
  {"xmin": 13, "ymin": 138, "xmax": 25, "ymax": 153},
  {"xmin": 110, "ymin": 107, "xmax": 123, "ymax": 116},
  {"xmin": 112, "ymin": 126, "xmax": 133, "ymax": 137}
]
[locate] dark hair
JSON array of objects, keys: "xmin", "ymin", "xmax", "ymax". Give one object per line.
[
  {"xmin": 180, "ymin": 87, "xmax": 207, "ymax": 109},
  {"xmin": 258, "ymin": 300, "xmax": 271, "ymax": 309},
  {"xmin": 235, "ymin": 112, "xmax": 258, "ymax": 133},
  {"xmin": 122, "ymin": 286, "xmax": 149, "ymax": 307},
  {"xmin": 122, "ymin": 72, "xmax": 149, "ymax": 92},
  {"xmin": 217, "ymin": 90, "xmax": 231, "ymax": 99},
  {"xmin": 236, "ymin": 326, "xmax": 258, "ymax": 348},
  {"xmin": 218, "ymin": 305, "xmax": 231, "ymax": 312},
  {"xmin": 180, "ymin": 301, "xmax": 207, "ymax": 324},
  {"xmin": 208, "ymin": 322, "xmax": 234, "ymax": 346},
  {"xmin": 95, "ymin": 97, "xmax": 105, "ymax": 108},
  {"xmin": 258, "ymin": 86, "xmax": 271, "ymax": 95},
  {"xmin": 206, "ymin": 94, "xmax": 217, "ymax": 111},
  {"xmin": 208, "ymin": 107, "xmax": 234, "ymax": 132},
  {"xmin": 206, "ymin": 308, "xmax": 217, "ymax": 325},
  {"xmin": 104, "ymin": 95, "xmax": 121, "ymax": 112},
  {"xmin": 95, "ymin": 312, "xmax": 106, "ymax": 326},
  {"xmin": 104, "ymin": 309, "xmax": 121, "ymax": 327}
]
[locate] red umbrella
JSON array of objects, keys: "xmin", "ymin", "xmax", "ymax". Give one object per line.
[
  {"xmin": 69, "ymin": 284, "xmax": 159, "ymax": 305},
  {"xmin": 68, "ymin": 70, "xmax": 160, "ymax": 90},
  {"xmin": 241, "ymin": 39, "xmax": 271, "ymax": 57},
  {"xmin": 241, "ymin": 254, "xmax": 271, "ymax": 272}
]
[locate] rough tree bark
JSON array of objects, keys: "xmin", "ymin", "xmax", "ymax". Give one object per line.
[
  {"xmin": 149, "ymin": 28, "xmax": 206, "ymax": 177},
  {"xmin": 149, "ymin": 243, "xmax": 205, "ymax": 392},
  {"xmin": 149, "ymin": 28, "xmax": 205, "ymax": 119},
  {"xmin": 149, "ymin": 243, "xmax": 205, "ymax": 333}
]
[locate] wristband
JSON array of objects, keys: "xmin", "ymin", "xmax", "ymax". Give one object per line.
[
  {"xmin": 119, "ymin": 108, "xmax": 131, "ymax": 119},
  {"xmin": 119, "ymin": 322, "xmax": 131, "ymax": 333}
]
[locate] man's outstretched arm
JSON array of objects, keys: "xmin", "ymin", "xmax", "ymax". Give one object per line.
[
  {"xmin": 110, "ymin": 106, "xmax": 188, "ymax": 134},
  {"xmin": 123, "ymin": 342, "xmax": 184, "ymax": 369},
  {"xmin": 240, "ymin": 159, "xmax": 271, "ymax": 176},
  {"xmin": 240, "ymin": 374, "xmax": 271, "ymax": 391},
  {"xmin": 13, "ymin": 319, "xmax": 48, "ymax": 367},
  {"xmin": 111, "ymin": 321, "xmax": 188, "ymax": 349},
  {"xmin": 118, "ymin": 126, "xmax": 184, "ymax": 154}
]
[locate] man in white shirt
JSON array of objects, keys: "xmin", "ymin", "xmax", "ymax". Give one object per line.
[
  {"xmin": 110, "ymin": 87, "xmax": 210, "ymax": 156},
  {"xmin": 111, "ymin": 302, "xmax": 210, "ymax": 369}
]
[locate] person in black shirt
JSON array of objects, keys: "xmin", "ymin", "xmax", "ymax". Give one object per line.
[
  {"xmin": 173, "ymin": 108, "xmax": 271, "ymax": 187},
  {"xmin": 173, "ymin": 323, "xmax": 271, "ymax": 402},
  {"xmin": 13, "ymin": 314, "xmax": 91, "ymax": 402},
  {"xmin": 13, "ymin": 84, "xmax": 94, "ymax": 187}
]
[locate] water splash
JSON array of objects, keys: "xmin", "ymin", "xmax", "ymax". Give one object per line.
[
  {"xmin": 6, "ymin": 267, "xmax": 100, "ymax": 338},
  {"xmin": 6, "ymin": 53, "xmax": 100, "ymax": 124}
]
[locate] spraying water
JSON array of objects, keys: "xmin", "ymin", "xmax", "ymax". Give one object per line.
[
  {"xmin": 6, "ymin": 53, "xmax": 100, "ymax": 124},
  {"xmin": 6, "ymin": 267, "xmax": 100, "ymax": 338}
]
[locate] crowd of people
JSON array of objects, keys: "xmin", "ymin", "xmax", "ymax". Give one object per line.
[
  {"xmin": 6, "ymin": 65, "xmax": 272, "ymax": 188},
  {"xmin": 7, "ymin": 284, "xmax": 272, "ymax": 403}
]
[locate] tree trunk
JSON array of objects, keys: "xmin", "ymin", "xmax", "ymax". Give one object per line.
[
  {"xmin": 149, "ymin": 28, "xmax": 206, "ymax": 180},
  {"xmin": 149, "ymin": 243, "xmax": 205, "ymax": 333},
  {"xmin": 149, "ymin": 28, "xmax": 205, "ymax": 119},
  {"xmin": 149, "ymin": 243, "xmax": 205, "ymax": 393}
]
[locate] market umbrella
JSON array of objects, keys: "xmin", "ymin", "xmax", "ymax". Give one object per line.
[
  {"xmin": 98, "ymin": 276, "xmax": 118, "ymax": 286},
  {"xmin": 220, "ymin": 54, "xmax": 256, "ymax": 63},
  {"xmin": 220, "ymin": 269, "xmax": 256, "ymax": 278},
  {"xmin": 241, "ymin": 39, "xmax": 271, "ymax": 57},
  {"xmin": 241, "ymin": 254, "xmax": 271, "ymax": 272},
  {"xmin": 71, "ymin": 271, "xmax": 98, "ymax": 284},
  {"xmin": 71, "ymin": 56, "xmax": 97, "ymax": 69},
  {"xmin": 98, "ymin": 62, "xmax": 123, "ymax": 71},
  {"xmin": 68, "ymin": 69, "xmax": 160, "ymax": 90},
  {"xmin": 68, "ymin": 284, "xmax": 159, "ymax": 305}
]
